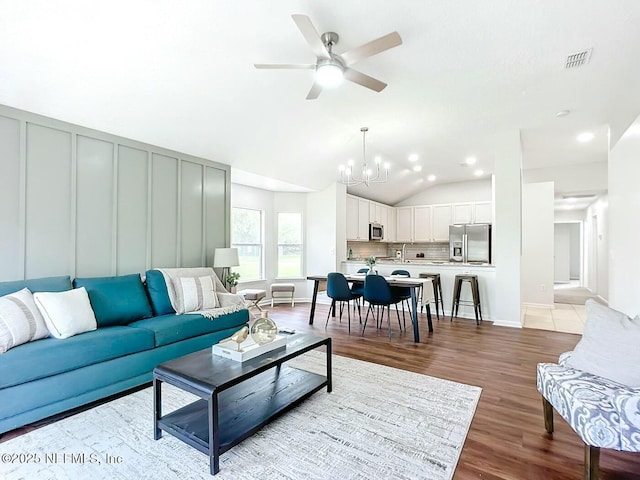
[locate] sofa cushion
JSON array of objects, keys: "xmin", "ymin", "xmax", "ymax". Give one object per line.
[
  {"xmin": 145, "ymin": 270, "xmax": 175, "ymax": 316},
  {"xmin": 0, "ymin": 276, "xmax": 72, "ymax": 297},
  {"xmin": 566, "ymin": 300, "xmax": 640, "ymax": 387},
  {"xmin": 33, "ymin": 287, "xmax": 97, "ymax": 339},
  {"xmin": 128, "ymin": 309, "xmax": 249, "ymax": 347},
  {"xmin": 73, "ymin": 274, "xmax": 153, "ymax": 327},
  {"xmin": 0, "ymin": 288, "xmax": 50, "ymax": 353},
  {"xmin": 0, "ymin": 326, "xmax": 155, "ymax": 390}
]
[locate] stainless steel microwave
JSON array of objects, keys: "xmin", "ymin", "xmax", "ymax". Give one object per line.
[{"xmin": 369, "ymin": 223, "xmax": 384, "ymax": 241}]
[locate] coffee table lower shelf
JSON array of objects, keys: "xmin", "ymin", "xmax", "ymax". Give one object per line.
[{"xmin": 156, "ymin": 365, "xmax": 328, "ymax": 471}]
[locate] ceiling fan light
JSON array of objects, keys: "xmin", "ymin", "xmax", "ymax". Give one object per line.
[{"xmin": 316, "ymin": 63, "xmax": 343, "ymax": 87}]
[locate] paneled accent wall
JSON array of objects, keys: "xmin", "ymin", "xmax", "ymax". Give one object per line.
[{"xmin": 0, "ymin": 105, "xmax": 231, "ymax": 282}]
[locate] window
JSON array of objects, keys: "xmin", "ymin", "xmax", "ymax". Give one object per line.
[
  {"xmin": 277, "ymin": 212, "xmax": 303, "ymax": 277},
  {"xmin": 231, "ymin": 207, "xmax": 263, "ymax": 281}
]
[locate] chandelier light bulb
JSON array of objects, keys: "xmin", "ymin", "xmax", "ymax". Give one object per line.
[
  {"xmin": 338, "ymin": 165, "xmax": 345, "ymax": 172},
  {"xmin": 375, "ymin": 156, "xmax": 381, "ymax": 164}
]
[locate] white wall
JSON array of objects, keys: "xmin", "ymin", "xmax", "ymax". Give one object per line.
[
  {"xmin": 491, "ymin": 130, "xmax": 522, "ymax": 326},
  {"xmin": 583, "ymin": 195, "xmax": 609, "ymax": 301},
  {"xmin": 523, "ymin": 161, "xmax": 607, "ymax": 194},
  {"xmin": 569, "ymin": 223, "xmax": 581, "ymax": 280},
  {"xmin": 609, "ymin": 117, "xmax": 640, "ymax": 314},
  {"xmin": 521, "ymin": 182, "xmax": 555, "ymax": 307},
  {"xmin": 394, "ymin": 179, "xmax": 492, "ymax": 206},
  {"xmin": 554, "ymin": 224, "xmax": 571, "ymax": 283},
  {"xmin": 0, "ymin": 104, "xmax": 230, "ymax": 282}
]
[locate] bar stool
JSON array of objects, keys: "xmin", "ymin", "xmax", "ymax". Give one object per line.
[
  {"xmin": 451, "ymin": 274, "xmax": 482, "ymax": 325},
  {"xmin": 419, "ymin": 273, "xmax": 445, "ymax": 320}
]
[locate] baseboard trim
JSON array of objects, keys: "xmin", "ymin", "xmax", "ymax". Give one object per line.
[{"xmin": 492, "ymin": 319, "xmax": 522, "ymax": 328}]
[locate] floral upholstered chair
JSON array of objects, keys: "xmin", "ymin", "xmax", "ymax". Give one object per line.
[{"xmin": 537, "ymin": 300, "xmax": 640, "ymax": 479}]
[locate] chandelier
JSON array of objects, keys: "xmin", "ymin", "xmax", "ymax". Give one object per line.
[{"xmin": 339, "ymin": 127, "xmax": 390, "ymax": 186}]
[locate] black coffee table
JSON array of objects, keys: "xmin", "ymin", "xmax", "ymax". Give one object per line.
[{"xmin": 153, "ymin": 334, "xmax": 332, "ymax": 475}]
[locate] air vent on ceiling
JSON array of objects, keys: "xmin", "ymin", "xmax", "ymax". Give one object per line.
[{"xmin": 565, "ymin": 48, "xmax": 592, "ymax": 69}]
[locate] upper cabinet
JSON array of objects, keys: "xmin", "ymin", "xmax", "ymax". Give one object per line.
[
  {"xmin": 473, "ymin": 201, "xmax": 493, "ymax": 224},
  {"xmin": 452, "ymin": 203, "xmax": 473, "ymax": 224},
  {"xmin": 395, "ymin": 207, "xmax": 413, "ymax": 242},
  {"xmin": 346, "ymin": 193, "xmax": 491, "ymax": 244},
  {"xmin": 346, "ymin": 195, "xmax": 370, "ymax": 241},
  {"xmin": 413, "ymin": 206, "xmax": 432, "ymax": 242},
  {"xmin": 431, "ymin": 204, "xmax": 452, "ymax": 241}
]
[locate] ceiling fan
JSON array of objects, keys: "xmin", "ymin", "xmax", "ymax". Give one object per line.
[{"xmin": 254, "ymin": 14, "xmax": 402, "ymax": 100}]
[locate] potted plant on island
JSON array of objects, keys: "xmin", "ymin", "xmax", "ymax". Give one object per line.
[
  {"xmin": 365, "ymin": 256, "xmax": 377, "ymax": 274},
  {"xmin": 226, "ymin": 272, "xmax": 240, "ymax": 293}
]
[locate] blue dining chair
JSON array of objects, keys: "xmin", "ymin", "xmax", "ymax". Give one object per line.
[
  {"xmin": 391, "ymin": 269, "xmax": 412, "ymax": 328},
  {"xmin": 350, "ymin": 268, "xmax": 369, "ymax": 299},
  {"xmin": 325, "ymin": 272, "xmax": 362, "ymax": 333},
  {"xmin": 363, "ymin": 274, "xmax": 403, "ymax": 339}
]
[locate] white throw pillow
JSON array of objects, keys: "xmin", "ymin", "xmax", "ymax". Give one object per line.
[
  {"xmin": 172, "ymin": 275, "xmax": 217, "ymax": 314},
  {"xmin": 33, "ymin": 287, "xmax": 97, "ymax": 339},
  {"xmin": 566, "ymin": 299, "xmax": 640, "ymax": 386},
  {"xmin": 0, "ymin": 288, "xmax": 50, "ymax": 354}
]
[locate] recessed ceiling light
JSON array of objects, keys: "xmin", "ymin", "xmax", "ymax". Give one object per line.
[
  {"xmin": 427, "ymin": 174, "xmax": 436, "ymax": 182},
  {"xmin": 413, "ymin": 165, "xmax": 422, "ymax": 172},
  {"xmin": 566, "ymin": 197, "xmax": 576, "ymax": 203},
  {"xmin": 473, "ymin": 169, "xmax": 484, "ymax": 176},
  {"xmin": 465, "ymin": 156, "xmax": 477, "ymax": 165},
  {"xmin": 556, "ymin": 110, "xmax": 570, "ymax": 117},
  {"xmin": 408, "ymin": 154, "xmax": 419, "ymax": 162},
  {"xmin": 577, "ymin": 132, "xmax": 594, "ymax": 143}
]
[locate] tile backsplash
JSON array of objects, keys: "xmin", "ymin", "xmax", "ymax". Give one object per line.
[{"xmin": 347, "ymin": 242, "xmax": 449, "ymax": 261}]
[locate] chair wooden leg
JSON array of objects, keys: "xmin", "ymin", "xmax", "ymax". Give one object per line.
[
  {"xmin": 584, "ymin": 445, "xmax": 600, "ymax": 480},
  {"xmin": 542, "ymin": 396, "xmax": 554, "ymax": 434}
]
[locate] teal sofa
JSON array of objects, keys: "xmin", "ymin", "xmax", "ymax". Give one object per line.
[{"xmin": 0, "ymin": 271, "xmax": 249, "ymax": 435}]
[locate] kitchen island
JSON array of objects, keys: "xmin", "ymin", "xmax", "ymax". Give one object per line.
[{"xmin": 342, "ymin": 260, "xmax": 496, "ymax": 322}]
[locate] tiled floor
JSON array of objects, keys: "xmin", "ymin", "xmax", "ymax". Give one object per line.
[{"xmin": 521, "ymin": 302, "xmax": 586, "ymax": 335}]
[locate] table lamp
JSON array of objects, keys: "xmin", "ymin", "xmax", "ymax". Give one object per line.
[{"xmin": 213, "ymin": 247, "xmax": 239, "ymax": 288}]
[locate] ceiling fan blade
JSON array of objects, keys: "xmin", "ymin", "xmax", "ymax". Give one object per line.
[
  {"xmin": 306, "ymin": 81, "xmax": 323, "ymax": 100},
  {"xmin": 291, "ymin": 14, "xmax": 330, "ymax": 59},
  {"xmin": 340, "ymin": 32, "xmax": 402, "ymax": 65},
  {"xmin": 254, "ymin": 64, "xmax": 316, "ymax": 69},
  {"xmin": 343, "ymin": 68, "xmax": 387, "ymax": 92}
]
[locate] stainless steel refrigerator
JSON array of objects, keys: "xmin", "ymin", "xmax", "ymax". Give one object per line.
[{"xmin": 449, "ymin": 224, "xmax": 491, "ymax": 263}]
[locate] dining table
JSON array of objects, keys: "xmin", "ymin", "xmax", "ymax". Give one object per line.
[{"xmin": 306, "ymin": 274, "xmax": 433, "ymax": 343}]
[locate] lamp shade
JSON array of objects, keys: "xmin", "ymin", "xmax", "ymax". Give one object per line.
[{"xmin": 213, "ymin": 248, "xmax": 239, "ymax": 268}]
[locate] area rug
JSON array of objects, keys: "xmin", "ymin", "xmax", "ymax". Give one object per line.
[{"xmin": 1, "ymin": 352, "xmax": 481, "ymax": 480}]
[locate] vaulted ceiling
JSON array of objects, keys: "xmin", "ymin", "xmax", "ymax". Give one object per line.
[{"xmin": 1, "ymin": 0, "xmax": 639, "ymax": 205}]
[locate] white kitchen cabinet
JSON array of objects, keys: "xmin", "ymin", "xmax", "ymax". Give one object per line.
[
  {"xmin": 369, "ymin": 202, "xmax": 382, "ymax": 223},
  {"xmin": 452, "ymin": 203, "xmax": 473, "ymax": 224},
  {"xmin": 346, "ymin": 195, "xmax": 359, "ymax": 240},
  {"xmin": 357, "ymin": 198, "xmax": 370, "ymax": 240},
  {"xmin": 413, "ymin": 205, "xmax": 432, "ymax": 241},
  {"xmin": 473, "ymin": 201, "xmax": 493, "ymax": 224},
  {"xmin": 346, "ymin": 195, "xmax": 370, "ymax": 241},
  {"xmin": 396, "ymin": 207, "xmax": 413, "ymax": 242},
  {"xmin": 386, "ymin": 207, "xmax": 396, "ymax": 242},
  {"xmin": 431, "ymin": 204, "xmax": 452, "ymax": 241},
  {"xmin": 379, "ymin": 206, "xmax": 388, "ymax": 237}
]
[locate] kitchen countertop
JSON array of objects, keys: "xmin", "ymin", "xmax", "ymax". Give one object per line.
[{"xmin": 343, "ymin": 259, "xmax": 494, "ymax": 267}]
